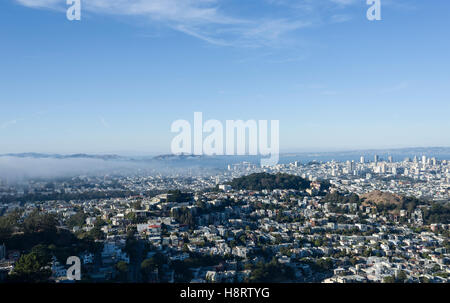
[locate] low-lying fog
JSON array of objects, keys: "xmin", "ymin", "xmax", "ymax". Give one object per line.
[{"xmin": 0, "ymin": 157, "xmax": 143, "ymax": 182}]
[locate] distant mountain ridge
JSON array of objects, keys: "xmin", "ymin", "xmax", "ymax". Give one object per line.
[
  {"xmin": 0, "ymin": 153, "xmax": 125, "ymax": 161},
  {"xmin": 1, "ymin": 146, "xmax": 450, "ymax": 162}
]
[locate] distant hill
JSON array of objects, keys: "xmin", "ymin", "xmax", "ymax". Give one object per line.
[
  {"xmin": 228, "ymin": 173, "xmax": 310, "ymax": 191},
  {"xmin": 0, "ymin": 153, "xmax": 124, "ymax": 161},
  {"xmin": 153, "ymin": 154, "xmax": 203, "ymax": 161},
  {"xmin": 3, "ymin": 145, "xmax": 450, "ymax": 164}
]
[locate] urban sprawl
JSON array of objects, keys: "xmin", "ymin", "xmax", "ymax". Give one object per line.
[{"xmin": 0, "ymin": 154, "xmax": 449, "ymax": 283}]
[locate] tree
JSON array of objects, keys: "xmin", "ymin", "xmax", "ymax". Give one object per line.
[
  {"xmin": 229, "ymin": 173, "xmax": 310, "ymax": 191},
  {"xmin": 383, "ymin": 275, "xmax": 395, "ymax": 283},
  {"xmin": 141, "ymin": 258, "xmax": 157, "ymax": 282},
  {"xmin": 396, "ymin": 270, "xmax": 407, "ymax": 282},
  {"xmin": 87, "ymin": 225, "xmax": 104, "ymax": 240},
  {"xmin": 125, "ymin": 212, "xmax": 137, "ymax": 222},
  {"xmin": 124, "ymin": 232, "xmax": 138, "ymax": 259},
  {"xmin": 116, "ymin": 261, "xmax": 128, "ymax": 272},
  {"xmin": 315, "ymin": 258, "xmax": 333, "ymax": 272},
  {"xmin": 167, "ymin": 190, "xmax": 193, "ymax": 203},
  {"xmin": 249, "ymin": 258, "xmax": 295, "ymax": 283},
  {"xmin": 419, "ymin": 276, "xmax": 430, "ymax": 283},
  {"xmin": 23, "ymin": 210, "xmax": 58, "ymax": 234},
  {"xmin": 31, "ymin": 244, "xmax": 52, "ymax": 265},
  {"xmin": 239, "ymin": 235, "xmax": 247, "ymax": 245},
  {"xmin": 66, "ymin": 211, "xmax": 88, "ymax": 228},
  {"xmin": 115, "ymin": 261, "xmax": 129, "ymax": 282},
  {"xmin": 0, "ymin": 210, "xmax": 21, "ymax": 240},
  {"xmin": 131, "ymin": 201, "xmax": 142, "ymax": 210},
  {"xmin": 10, "ymin": 252, "xmax": 51, "ymax": 283},
  {"xmin": 423, "ymin": 203, "xmax": 450, "ymax": 224}
]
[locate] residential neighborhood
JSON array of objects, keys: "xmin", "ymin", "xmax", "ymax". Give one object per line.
[{"xmin": 1, "ymin": 155, "xmax": 449, "ymax": 283}]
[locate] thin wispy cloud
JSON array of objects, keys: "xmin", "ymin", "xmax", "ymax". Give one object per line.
[
  {"xmin": 330, "ymin": 14, "xmax": 352, "ymax": 23},
  {"xmin": 15, "ymin": 0, "xmax": 61, "ymax": 9},
  {"xmin": 13, "ymin": 0, "xmax": 374, "ymax": 48},
  {"xmin": 330, "ymin": 0, "xmax": 358, "ymax": 6}
]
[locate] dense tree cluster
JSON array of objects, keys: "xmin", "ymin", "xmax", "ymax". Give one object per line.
[
  {"xmin": 172, "ymin": 208, "xmax": 195, "ymax": 228},
  {"xmin": 374, "ymin": 196, "xmax": 421, "ymax": 214},
  {"xmin": 383, "ymin": 271, "xmax": 408, "ymax": 283},
  {"xmin": 246, "ymin": 258, "xmax": 295, "ymax": 282},
  {"xmin": 141, "ymin": 253, "xmax": 167, "ymax": 282},
  {"xmin": 9, "ymin": 251, "xmax": 52, "ymax": 283},
  {"xmin": 0, "ymin": 209, "xmax": 101, "ymax": 282},
  {"xmin": 115, "ymin": 261, "xmax": 129, "ymax": 282},
  {"xmin": 423, "ymin": 203, "xmax": 450, "ymax": 224},
  {"xmin": 323, "ymin": 192, "xmax": 360, "ymax": 204},
  {"xmin": 166, "ymin": 190, "xmax": 193, "ymax": 203},
  {"xmin": 66, "ymin": 211, "xmax": 88, "ymax": 229},
  {"xmin": 171, "ymin": 254, "xmax": 228, "ymax": 282},
  {"xmin": 228, "ymin": 173, "xmax": 310, "ymax": 191}
]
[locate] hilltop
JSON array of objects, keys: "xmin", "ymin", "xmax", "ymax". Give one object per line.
[
  {"xmin": 360, "ymin": 190, "xmax": 404, "ymax": 206},
  {"xmin": 228, "ymin": 173, "xmax": 311, "ymax": 191},
  {"xmin": 360, "ymin": 190, "xmax": 424, "ymax": 216}
]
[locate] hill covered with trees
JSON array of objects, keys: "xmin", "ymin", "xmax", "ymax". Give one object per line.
[{"xmin": 228, "ymin": 173, "xmax": 311, "ymax": 191}]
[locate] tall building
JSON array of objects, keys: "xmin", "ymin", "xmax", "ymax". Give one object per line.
[
  {"xmin": 388, "ymin": 156, "xmax": 393, "ymax": 163},
  {"xmin": 374, "ymin": 155, "xmax": 379, "ymax": 164},
  {"xmin": 360, "ymin": 156, "xmax": 365, "ymax": 164},
  {"xmin": 346, "ymin": 160, "xmax": 355, "ymax": 172},
  {"xmin": 422, "ymin": 155, "xmax": 427, "ymax": 165}
]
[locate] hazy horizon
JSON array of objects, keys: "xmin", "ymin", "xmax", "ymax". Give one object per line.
[{"xmin": 2, "ymin": 145, "xmax": 450, "ymax": 157}]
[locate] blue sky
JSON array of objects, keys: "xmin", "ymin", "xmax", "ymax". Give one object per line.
[{"xmin": 0, "ymin": 0, "xmax": 449, "ymax": 154}]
